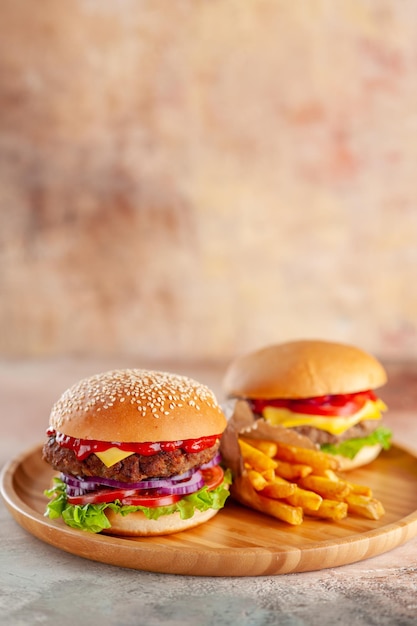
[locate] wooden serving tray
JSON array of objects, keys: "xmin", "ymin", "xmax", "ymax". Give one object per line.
[{"xmin": 1, "ymin": 443, "xmax": 417, "ymax": 576}]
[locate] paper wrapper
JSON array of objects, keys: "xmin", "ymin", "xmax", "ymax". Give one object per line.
[{"xmin": 220, "ymin": 399, "xmax": 316, "ymax": 476}]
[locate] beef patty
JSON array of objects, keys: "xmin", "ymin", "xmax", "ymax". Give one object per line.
[
  {"xmin": 291, "ymin": 419, "xmax": 380, "ymax": 446},
  {"xmin": 42, "ymin": 437, "xmax": 220, "ymax": 482}
]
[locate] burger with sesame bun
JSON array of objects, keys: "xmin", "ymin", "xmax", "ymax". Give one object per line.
[
  {"xmin": 43, "ymin": 369, "xmax": 231, "ymax": 535},
  {"xmin": 223, "ymin": 340, "xmax": 392, "ymax": 471}
]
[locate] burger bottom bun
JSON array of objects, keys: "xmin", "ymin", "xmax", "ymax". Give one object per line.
[
  {"xmin": 332, "ymin": 444, "xmax": 382, "ymax": 472},
  {"xmin": 103, "ymin": 506, "xmax": 221, "ymax": 537}
]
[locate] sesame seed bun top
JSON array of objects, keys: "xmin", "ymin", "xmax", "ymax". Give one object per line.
[
  {"xmin": 49, "ymin": 369, "xmax": 227, "ymax": 442},
  {"xmin": 223, "ymin": 339, "xmax": 387, "ymax": 399}
]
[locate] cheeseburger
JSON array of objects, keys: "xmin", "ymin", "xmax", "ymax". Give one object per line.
[
  {"xmin": 43, "ymin": 369, "xmax": 230, "ymax": 535},
  {"xmin": 223, "ymin": 340, "xmax": 391, "ymax": 470}
]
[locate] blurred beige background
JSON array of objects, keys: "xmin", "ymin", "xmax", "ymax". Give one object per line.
[{"xmin": 1, "ymin": 0, "xmax": 417, "ymax": 368}]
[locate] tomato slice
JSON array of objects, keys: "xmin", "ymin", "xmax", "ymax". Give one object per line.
[
  {"xmin": 251, "ymin": 390, "xmax": 377, "ymax": 417},
  {"xmin": 201, "ymin": 465, "xmax": 224, "ymax": 491},
  {"xmin": 67, "ymin": 487, "xmax": 181, "ymax": 507},
  {"xmin": 119, "ymin": 493, "xmax": 181, "ymax": 507},
  {"xmin": 67, "ymin": 488, "xmax": 137, "ymax": 505}
]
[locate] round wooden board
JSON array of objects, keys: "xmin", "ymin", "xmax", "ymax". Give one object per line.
[{"xmin": 1, "ymin": 443, "xmax": 417, "ymax": 576}]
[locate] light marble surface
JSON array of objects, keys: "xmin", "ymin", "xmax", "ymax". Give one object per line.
[{"xmin": 1, "ymin": 358, "xmax": 417, "ymax": 625}]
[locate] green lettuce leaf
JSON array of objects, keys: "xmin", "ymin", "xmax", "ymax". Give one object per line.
[
  {"xmin": 44, "ymin": 469, "xmax": 232, "ymax": 534},
  {"xmin": 320, "ymin": 426, "xmax": 392, "ymax": 460}
]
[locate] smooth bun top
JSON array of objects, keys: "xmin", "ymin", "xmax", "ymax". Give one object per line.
[
  {"xmin": 49, "ymin": 369, "xmax": 227, "ymax": 442},
  {"xmin": 223, "ymin": 339, "xmax": 387, "ymax": 399}
]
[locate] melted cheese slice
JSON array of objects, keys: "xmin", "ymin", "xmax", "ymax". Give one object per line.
[
  {"xmin": 95, "ymin": 447, "xmax": 134, "ymax": 468},
  {"xmin": 262, "ymin": 399, "xmax": 387, "ymax": 436}
]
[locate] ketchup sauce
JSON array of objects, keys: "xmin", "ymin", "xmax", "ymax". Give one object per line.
[{"xmin": 46, "ymin": 428, "xmax": 220, "ymax": 460}]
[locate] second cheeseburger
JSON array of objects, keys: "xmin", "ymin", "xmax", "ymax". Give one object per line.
[
  {"xmin": 223, "ymin": 339, "xmax": 391, "ymax": 470},
  {"xmin": 43, "ymin": 369, "xmax": 231, "ymax": 535}
]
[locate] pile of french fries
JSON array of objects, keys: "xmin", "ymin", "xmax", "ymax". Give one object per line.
[{"xmin": 233, "ymin": 437, "xmax": 385, "ymax": 525}]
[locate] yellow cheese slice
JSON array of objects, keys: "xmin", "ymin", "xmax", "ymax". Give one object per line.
[
  {"xmin": 95, "ymin": 447, "xmax": 134, "ymax": 468},
  {"xmin": 262, "ymin": 399, "xmax": 387, "ymax": 436}
]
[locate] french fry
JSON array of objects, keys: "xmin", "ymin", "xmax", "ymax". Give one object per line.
[
  {"xmin": 297, "ymin": 475, "xmax": 352, "ymax": 500},
  {"xmin": 285, "ymin": 486, "xmax": 322, "ymax": 511},
  {"xmin": 240, "ymin": 437, "xmax": 278, "ymax": 458},
  {"xmin": 346, "ymin": 494, "xmax": 385, "ymax": 520},
  {"xmin": 320, "ymin": 470, "xmax": 374, "ymax": 497},
  {"xmin": 258, "ymin": 496, "xmax": 303, "ymax": 526},
  {"xmin": 314, "ymin": 468, "xmax": 340, "ymax": 480},
  {"xmin": 260, "ymin": 476, "xmax": 297, "ymax": 499},
  {"xmin": 346, "ymin": 482, "xmax": 373, "ymax": 497},
  {"xmin": 305, "ymin": 499, "xmax": 348, "ymax": 521},
  {"xmin": 275, "ymin": 460, "xmax": 313, "ymax": 480},
  {"xmin": 262, "ymin": 468, "xmax": 276, "ymax": 482},
  {"xmin": 239, "ymin": 439, "xmax": 278, "ymax": 472},
  {"xmin": 235, "ymin": 436, "xmax": 384, "ymax": 525},
  {"xmin": 246, "ymin": 469, "xmax": 269, "ymax": 491},
  {"xmin": 274, "ymin": 442, "xmax": 339, "ymax": 471},
  {"xmin": 232, "ymin": 475, "xmax": 303, "ymax": 525}
]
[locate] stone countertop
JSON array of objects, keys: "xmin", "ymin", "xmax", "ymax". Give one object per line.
[{"xmin": 1, "ymin": 357, "xmax": 417, "ymax": 626}]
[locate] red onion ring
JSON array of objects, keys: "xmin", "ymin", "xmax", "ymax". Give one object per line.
[
  {"xmin": 61, "ymin": 469, "xmax": 206, "ymax": 496},
  {"xmin": 61, "ymin": 472, "xmax": 194, "ymax": 491},
  {"xmin": 60, "ymin": 452, "xmax": 222, "ymax": 497}
]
